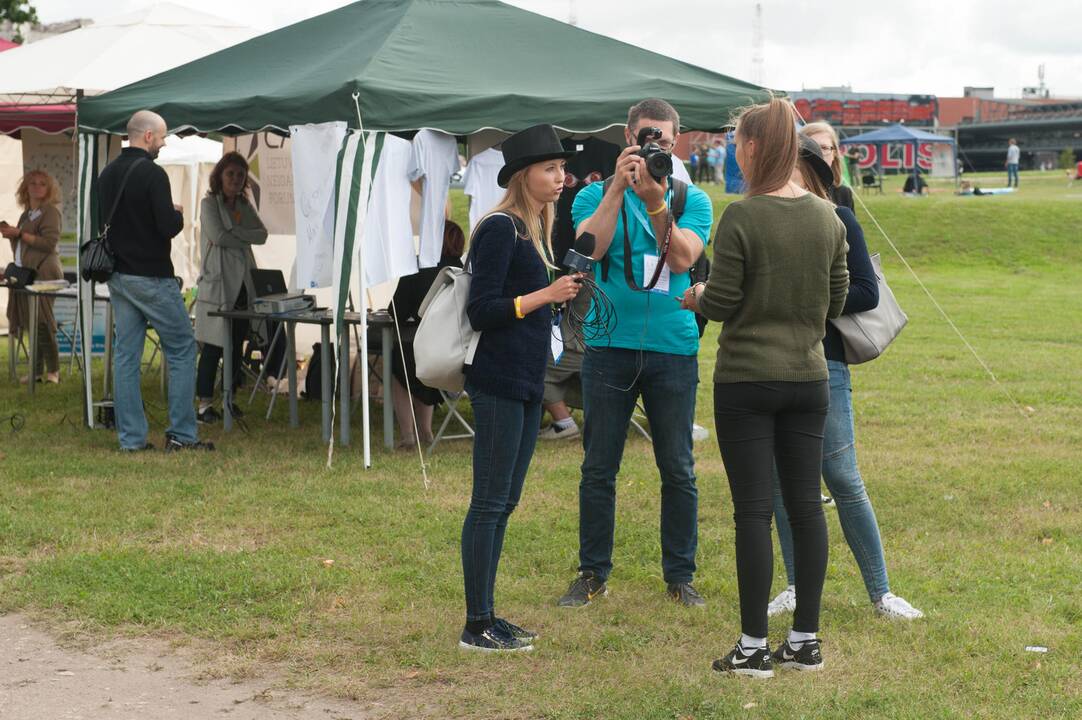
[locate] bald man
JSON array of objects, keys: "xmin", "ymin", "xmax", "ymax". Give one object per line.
[{"xmin": 97, "ymin": 110, "xmax": 213, "ymax": 452}]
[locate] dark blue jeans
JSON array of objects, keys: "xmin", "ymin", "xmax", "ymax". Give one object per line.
[
  {"xmin": 578, "ymin": 347, "xmax": 699, "ymax": 584},
  {"xmin": 461, "ymin": 383, "xmax": 542, "ymax": 621}
]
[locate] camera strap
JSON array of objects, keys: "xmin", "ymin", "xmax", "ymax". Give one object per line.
[{"xmin": 599, "ymin": 177, "xmax": 686, "ymax": 287}]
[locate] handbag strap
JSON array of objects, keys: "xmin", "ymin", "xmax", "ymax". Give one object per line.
[{"xmin": 102, "ymin": 158, "xmax": 147, "ymax": 231}]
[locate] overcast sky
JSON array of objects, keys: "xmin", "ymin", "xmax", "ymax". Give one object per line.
[{"xmin": 30, "ymin": 0, "xmax": 1082, "ymax": 99}]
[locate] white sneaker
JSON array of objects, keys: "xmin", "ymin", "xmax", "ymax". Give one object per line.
[
  {"xmin": 539, "ymin": 422, "xmax": 580, "ymax": 441},
  {"xmin": 767, "ymin": 585, "xmax": 797, "ymax": 617},
  {"xmin": 692, "ymin": 423, "xmax": 709, "ymax": 442},
  {"xmin": 875, "ymin": 592, "xmax": 924, "ymax": 619}
]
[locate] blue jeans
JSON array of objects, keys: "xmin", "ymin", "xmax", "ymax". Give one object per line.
[
  {"xmin": 772, "ymin": 360, "xmax": 890, "ymax": 602},
  {"xmin": 461, "ymin": 384, "xmax": 542, "ymax": 621},
  {"xmin": 107, "ymin": 273, "xmax": 198, "ymax": 449},
  {"xmin": 1007, "ymin": 163, "xmax": 1019, "ymax": 187},
  {"xmin": 578, "ymin": 348, "xmax": 699, "ymax": 584}
]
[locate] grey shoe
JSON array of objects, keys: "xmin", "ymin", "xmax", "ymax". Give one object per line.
[
  {"xmin": 667, "ymin": 582, "xmax": 706, "ymax": 607},
  {"xmin": 557, "ymin": 572, "xmax": 608, "ymax": 607}
]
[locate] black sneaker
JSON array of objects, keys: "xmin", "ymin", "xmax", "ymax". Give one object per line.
[
  {"xmin": 557, "ymin": 572, "xmax": 608, "ymax": 608},
  {"xmin": 771, "ymin": 638, "xmax": 824, "ymax": 671},
  {"xmin": 196, "ymin": 406, "xmax": 222, "ymax": 424},
  {"xmin": 494, "ymin": 617, "xmax": 538, "ymax": 642},
  {"xmin": 712, "ymin": 642, "xmax": 774, "ymax": 679},
  {"xmin": 164, "ymin": 433, "xmax": 216, "ymax": 452},
  {"xmin": 459, "ymin": 624, "xmax": 533, "ymax": 653},
  {"xmin": 667, "ymin": 582, "xmax": 706, "ymax": 607}
]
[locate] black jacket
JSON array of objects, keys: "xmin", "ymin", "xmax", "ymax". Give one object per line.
[{"xmin": 97, "ymin": 147, "xmax": 184, "ymax": 278}]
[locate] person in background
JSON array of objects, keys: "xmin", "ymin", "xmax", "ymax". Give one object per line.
[
  {"xmin": 1005, "ymin": 138, "xmax": 1020, "ymax": 188},
  {"xmin": 706, "ymin": 141, "xmax": 721, "ymax": 184},
  {"xmin": 765, "ymin": 135, "xmax": 924, "ymax": 622},
  {"xmin": 1, "ymin": 170, "xmax": 64, "ymax": 384},
  {"xmin": 389, "ymin": 219, "xmax": 465, "ymax": 448},
  {"xmin": 458, "ymin": 124, "xmax": 582, "ymax": 652},
  {"xmin": 100, "ymin": 110, "xmax": 211, "ymax": 452},
  {"xmin": 193, "ymin": 152, "xmax": 268, "ymax": 423},
  {"xmin": 712, "ymin": 139, "xmax": 726, "ymax": 184},
  {"xmin": 800, "ymin": 122, "xmax": 853, "ymax": 210},
  {"xmin": 683, "ymin": 96, "xmax": 848, "ymax": 677}
]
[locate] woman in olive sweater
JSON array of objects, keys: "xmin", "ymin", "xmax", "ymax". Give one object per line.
[
  {"xmin": 683, "ymin": 98, "xmax": 848, "ymax": 677},
  {"xmin": 458, "ymin": 125, "xmax": 582, "ymax": 653}
]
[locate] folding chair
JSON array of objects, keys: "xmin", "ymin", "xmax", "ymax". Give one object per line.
[
  {"xmin": 426, "ymin": 389, "xmax": 474, "ymax": 454},
  {"xmin": 861, "ymin": 171, "xmax": 883, "ymax": 195}
]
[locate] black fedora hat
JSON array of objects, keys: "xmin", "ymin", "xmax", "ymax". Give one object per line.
[
  {"xmin": 497, "ymin": 123, "xmax": 576, "ymax": 188},
  {"xmin": 798, "ymin": 134, "xmax": 835, "ymax": 188}
]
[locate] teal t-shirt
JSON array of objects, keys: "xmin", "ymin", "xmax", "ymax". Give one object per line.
[{"xmin": 572, "ymin": 181, "xmax": 713, "ymax": 355}]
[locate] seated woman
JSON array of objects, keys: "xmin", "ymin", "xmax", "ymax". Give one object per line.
[
  {"xmin": 193, "ymin": 152, "xmax": 269, "ymax": 423},
  {"xmin": 388, "ymin": 219, "xmax": 465, "ymax": 448},
  {"xmin": 1, "ymin": 170, "xmax": 64, "ymax": 384}
]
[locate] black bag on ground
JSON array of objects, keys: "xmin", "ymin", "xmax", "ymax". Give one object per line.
[
  {"xmin": 80, "ymin": 158, "xmax": 145, "ymax": 283},
  {"xmin": 303, "ymin": 341, "xmax": 334, "ymax": 401}
]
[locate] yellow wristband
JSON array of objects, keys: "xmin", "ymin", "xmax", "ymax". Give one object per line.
[
  {"xmin": 646, "ymin": 201, "xmax": 668, "ymax": 216},
  {"xmin": 514, "ymin": 296, "xmax": 525, "ymax": 319}
]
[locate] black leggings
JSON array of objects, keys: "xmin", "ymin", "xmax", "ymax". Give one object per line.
[{"xmin": 714, "ymin": 380, "xmax": 829, "ymax": 637}]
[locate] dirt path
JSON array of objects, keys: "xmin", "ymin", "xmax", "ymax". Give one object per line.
[{"xmin": 0, "ymin": 614, "xmax": 372, "ymax": 719}]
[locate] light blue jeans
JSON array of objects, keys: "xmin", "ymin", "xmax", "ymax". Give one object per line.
[
  {"xmin": 772, "ymin": 360, "xmax": 890, "ymax": 602},
  {"xmin": 107, "ymin": 273, "xmax": 198, "ymax": 449}
]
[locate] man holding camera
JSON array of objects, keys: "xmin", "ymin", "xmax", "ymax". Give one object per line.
[{"xmin": 557, "ymin": 98, "xmax": 713, "ymax": 608}]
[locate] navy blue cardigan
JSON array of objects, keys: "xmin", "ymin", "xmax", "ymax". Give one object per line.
[
  {"xmin": 464, "ymin": 214, "xmax": 551, "ymax": 402},
  {"xmin": 823, "ymin": 206, "xmax": 879, "ymax": 362}
]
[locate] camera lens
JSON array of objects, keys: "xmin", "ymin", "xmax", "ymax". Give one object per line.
[{"xmin": 647, "ymin": 151, "xmax": 673, "ymax": 179}]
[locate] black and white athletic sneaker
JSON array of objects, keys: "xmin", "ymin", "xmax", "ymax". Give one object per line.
[
  {"xmin": 494, "ymin": 617, "xmax": 538, "ymax": 642},
  {"xmin": 196, "ymin": 406, "xmax": 222, "ymax": 424},
  {"xmin": 712, "ymin": 642, "xmax": 774, "ymax": 678},
  {"xmin": 771, "ymin": 638, "xmax": 824, "ymax": 671},
  {"xmin": 557, "ymin": 572, "xmax": 608, "ymax": 608},
  {"xmin": 164, "ymin": 433, "xmax": 216, "ymax": 452},
  {"xmin": 459, "ymin": 624, "xmax": 533, "ymax": 653}
]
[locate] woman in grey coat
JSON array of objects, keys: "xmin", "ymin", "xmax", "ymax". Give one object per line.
[{"xmin": 194, "ymin": 152, "xmax": 268, "ymax": 423}]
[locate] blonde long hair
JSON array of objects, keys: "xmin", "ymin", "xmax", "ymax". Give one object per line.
[
  {"xmin": 16, "ymin": 169, "xmax": 62, "ymax": 211},
  {"xmin": 472, "ymin": 166, "xmax": 557, "ymax": 269},
  {"xmin": 800, "ymin": 121, "xmax": 843, "ymax": 186},
  {"xmin": 733, "ymin": 96, "xmax": 800, "ymax": 197}
]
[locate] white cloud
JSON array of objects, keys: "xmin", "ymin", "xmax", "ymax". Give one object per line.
[{"xmin": 30, "ymin": 0, "xmax": 1082, "ymax": 98}]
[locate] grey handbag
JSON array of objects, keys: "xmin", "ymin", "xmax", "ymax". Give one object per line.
[
  {"xmin": 829, "ymin": 253, "xmax": 907, "ymax": 364},
  {"xmin": 414, "ymin": 262, "xmax": 480, "ymax": 393}
]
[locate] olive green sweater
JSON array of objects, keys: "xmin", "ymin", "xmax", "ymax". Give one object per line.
[{"xmin": 698, "ymin": 194, "xmax": 849, "ymax": 383}]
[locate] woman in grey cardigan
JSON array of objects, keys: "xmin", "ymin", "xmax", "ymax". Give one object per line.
[{"xmin": 194, "ymin": 152, "xmax": 268, "ymax": 423}]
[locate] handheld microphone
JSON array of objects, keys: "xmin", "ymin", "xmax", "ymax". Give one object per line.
[{"xmin": 563, "ymin": 232, "xmax": 596, "ymax": 275}]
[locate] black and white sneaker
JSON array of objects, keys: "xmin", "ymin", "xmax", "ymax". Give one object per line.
[
  {"xmin": 494, "ymin": 617, "xmax": 538, "ymax": 642},
  {"xmin": 196, "ymin": 406, "xmax": 222, "ymax": 424},
  {"xmin": 771, "ymin": 638, "xmax": 824, "ymax": 671},
  {"xmin": 164, "ymin": 433, "xmax": 216, "ymax": 452},
  {"xmin": 712, "ymin": 642, "xmax": 774, "ymax": 678},
  {"xmin": 459, "ymin": 624, "xmax": 533, "ymax": 653},
  {"xmin": 557, "ymin": 572, "xmax": 608, "ymax": 608}
]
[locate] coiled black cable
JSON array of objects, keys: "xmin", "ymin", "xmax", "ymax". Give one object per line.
[{"xmin": 563, "ymin": 275, "xmax": 617, "ymax": 346}]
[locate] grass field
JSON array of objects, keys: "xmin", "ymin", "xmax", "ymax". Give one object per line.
[{"xmin": 1, "ymin": 170, "xmax": 1080, "ymax": 718}]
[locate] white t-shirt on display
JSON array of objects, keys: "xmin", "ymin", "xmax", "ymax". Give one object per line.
[
  {"xmin": 362, "ymin": 134, "xmax": 418, "ymax": 287},
  {"xmin": 463, "ymin": 147, "xmax": 506, "ymax": 233},
  {"xmin": 672, "ymin": 154, "xmax": 693, "ymax": 185},
  {"xmin": 408, "ymin": 129, "xmax": 460, "ymax": 268}
]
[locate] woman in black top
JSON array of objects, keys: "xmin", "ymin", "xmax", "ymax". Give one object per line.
[
  {"xmin": 765, "ymin": 133, "xmax": 925, "ymax": 621},
  {"xmin": 458, "ymin": 124, "xmax": 582, "ymax": 653},
  {"xmin": 389, "ymin": 220, "xmax": 465, "ymax": 448},
  {"xmin": 800, "ymin": 122, "xmax": 854, "ymax": 210}
]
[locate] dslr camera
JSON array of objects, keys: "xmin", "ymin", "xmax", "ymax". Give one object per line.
[{"xmin": 635, "ymin": 126, "xmax": 673, "ymax": 181}]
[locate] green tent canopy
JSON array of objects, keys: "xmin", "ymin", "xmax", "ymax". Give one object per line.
[{"xmin": 78, "ymin": 0, "xmax": 770, "ymax": 135}]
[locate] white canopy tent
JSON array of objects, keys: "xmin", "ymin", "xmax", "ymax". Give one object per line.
[{"xmin": 0, "ymin": 3, "xmax": 259, "ymax": 102}]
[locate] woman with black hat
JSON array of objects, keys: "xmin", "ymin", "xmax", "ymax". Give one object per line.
[
  {"xmin": 458, "ymin": 124, "xmax": 583, "ymax": 652},
  {"xmin": 765, "ymin": 135, "xmax": 924, "ymax": 623}
]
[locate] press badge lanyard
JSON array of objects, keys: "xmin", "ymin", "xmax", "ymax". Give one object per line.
[{"xmin": 620, "ymin": 189, "xmax": 672, "ymax": 292}]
